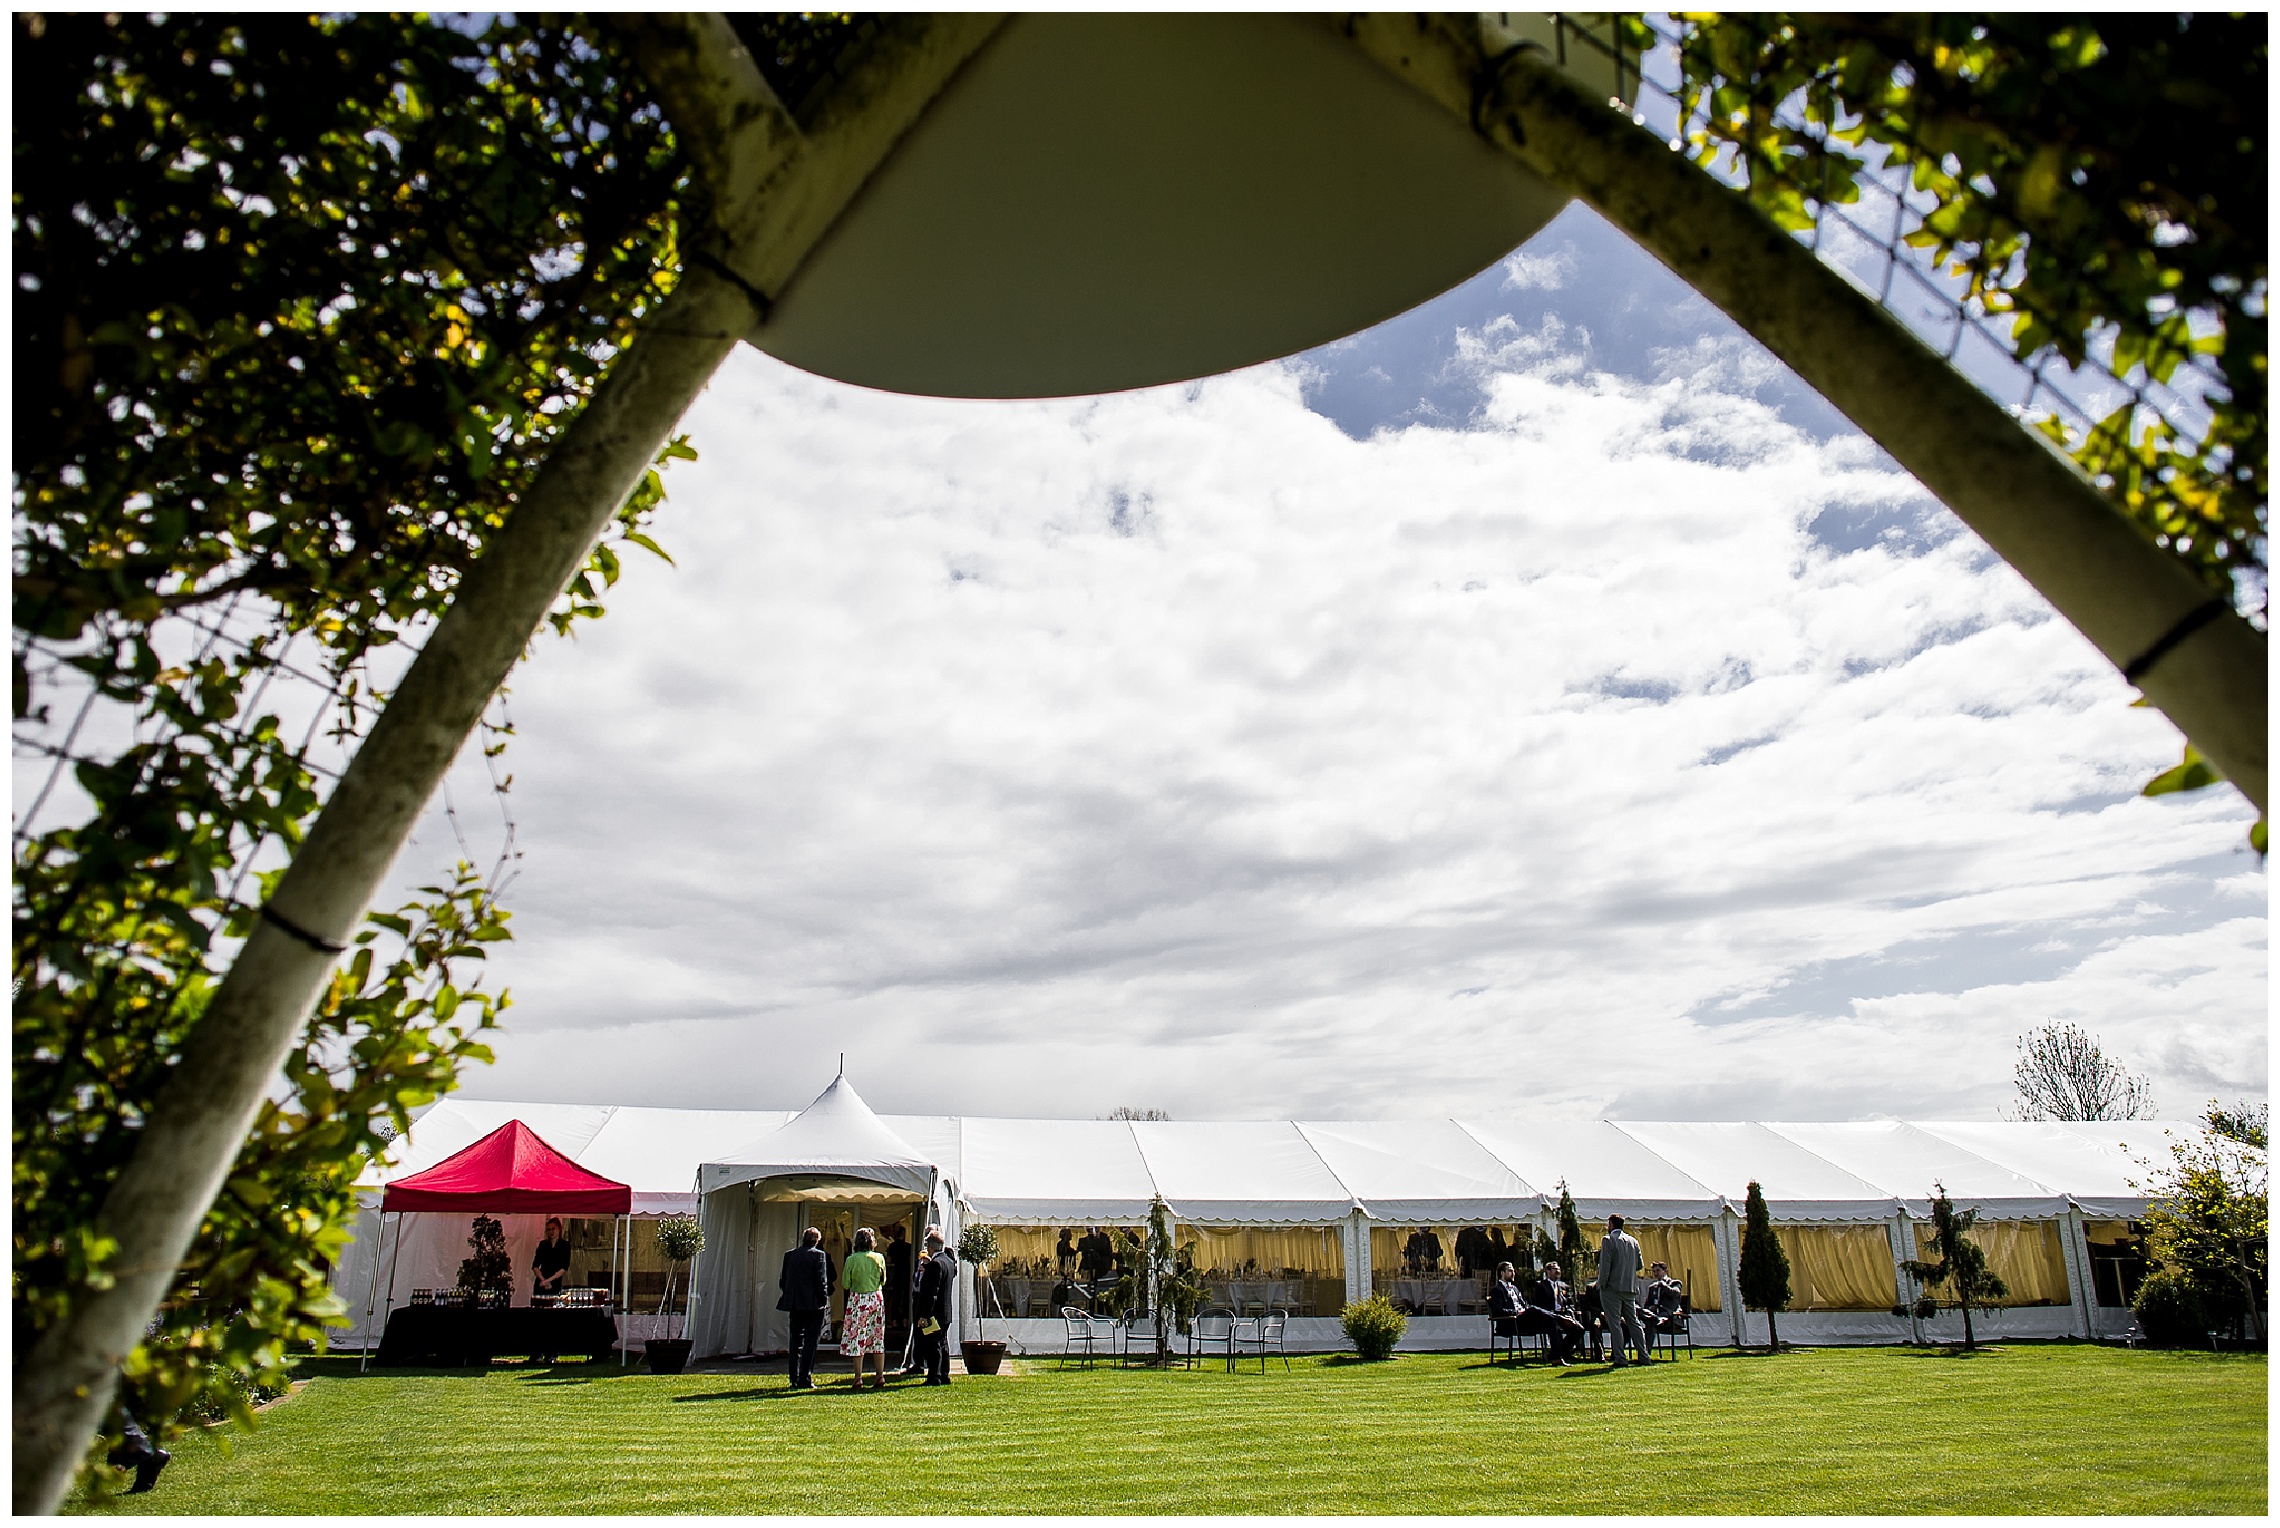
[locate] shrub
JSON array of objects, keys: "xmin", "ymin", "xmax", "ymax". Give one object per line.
[
  {"xmin": 2134, "ymin": 1266, "xmax": 2213, "ymax": 1347},
  {"xmin": 1341, "ymin": 1296, "xmax": 1407, "ymax": 1360}
]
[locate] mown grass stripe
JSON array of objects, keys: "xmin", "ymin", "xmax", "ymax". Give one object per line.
[{"xmin": 73, "ymin": 1346, "xmax": 2265, "ymax": 1515}]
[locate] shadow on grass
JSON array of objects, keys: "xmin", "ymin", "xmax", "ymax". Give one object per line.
[{"xmin": 672, "ymin": 1377, "xmax": 935, "ymax": 1404}]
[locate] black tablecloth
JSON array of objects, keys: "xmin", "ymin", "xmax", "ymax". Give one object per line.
[{"xmin": 377, "ymin": 1305, "xmax": 619, "ymax": 1366}]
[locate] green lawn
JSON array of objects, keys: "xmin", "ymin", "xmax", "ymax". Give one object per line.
[{"xmin": 76, "ymin": 1344, "xmax": 2264, "ymax": 1515}]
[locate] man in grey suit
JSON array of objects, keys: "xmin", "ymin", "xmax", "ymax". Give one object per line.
[
  {"xmin": 1595, "ymin": 1213, "xmax": 1649, "ymax": 1366},
  {"xmin": 777, "ymin": 1227, "xmax": 833, "ymax": 1390}
]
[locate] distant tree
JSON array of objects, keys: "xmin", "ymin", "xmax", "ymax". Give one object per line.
[
  {"xmin": 1737, "ymin": 1181, "xmax": 1792, "ymax": 1352},
  {"xmin": 1903, "ymin": 1184, "xmax": 2008, "ymax": 1351},
  {"xmin": 2010, "ymin": 1022, "xmax": 2155, "ymax": 1121},
  {"xmin": 2204, "ymin": 1101, "xmax": 2270, "ymax": 1150},
  {"xmin": 1103, "ymin": 1107, "xmax": 1171, "ymax": 1121}
]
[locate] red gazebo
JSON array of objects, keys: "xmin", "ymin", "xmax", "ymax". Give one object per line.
[{"xmin": 362, "ymin": 1120, "xmax": 635, "ymax": 1368}]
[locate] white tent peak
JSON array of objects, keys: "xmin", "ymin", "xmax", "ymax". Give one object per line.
[{"xmin": 699, "ymin": 1072, "xmax": 941, "ymax": 1199}]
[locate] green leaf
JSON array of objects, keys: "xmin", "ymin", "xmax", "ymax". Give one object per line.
[{"xmin": 2141, "ymin": 745, "xmax": 2223, "ymax": 797}]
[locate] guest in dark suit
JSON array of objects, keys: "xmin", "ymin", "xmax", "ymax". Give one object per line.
[
  {"xmin": 914, "ymin": 1226, "xmax": 958, "ymax": 1385},
  {"xmin": 1488, "ymin": 1260, "xmax": 1527, "ymax": 1359},
  {"xmin": 1523, "ymin": 1260, "xmax": 1586, "ymax": 1365},
  {"xmin": 777, "ymin": 1227, "xmax": 833, "ymax": 1389},
  {"xmin": 1640, "ymin": 1260, "xmax": 1685, "ymax": 1352}
]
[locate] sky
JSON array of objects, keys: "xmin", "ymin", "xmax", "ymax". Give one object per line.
[{"xmin": 386, "ymin": 201, "xmax": 2267, "ymax": 1125}]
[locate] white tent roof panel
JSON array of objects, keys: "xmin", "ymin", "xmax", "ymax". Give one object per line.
[
  {"xmin": 1456, "ymin": 1119, "xmax": 1721, "ymax": 1220},
  {"xmin": 1765, "ymin": 1121, "xmax": 2069, "ymax": 1219},
  {"xmin": 1914, "ymin": 1120, "xmax": 2164, "ymax": 1219},
  {"xmin": 581, "ymin": 1107, "xmax": 793, "ymax": 1213},
  {"xmin": 1296, "ymin": 1120, "xmax": 1543, "ymax": 1222},
  {"xmin": 956, "ymin": 1118, "xmax": 1160, "ymax": 1223},
  {"xmin": 1132, "ymin": 1121, "xmax": 1357, "ymax": 1224},
  {"xmin": 1614, "ymin": 1121, "xmax": 1896, "ymax": 1221}
]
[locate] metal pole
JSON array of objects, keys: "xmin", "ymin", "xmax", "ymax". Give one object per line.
[
  {"xmin": 377, "ymin": 1212, "xmax": 406, "ymax": 1365},
  {"xmin": 358, "ymin": 1207, "xmax": 389, "ymax": 1374},
  {"xmin": 620, "ymin": 1213, "xmax": 630, "ymax": 1367}
]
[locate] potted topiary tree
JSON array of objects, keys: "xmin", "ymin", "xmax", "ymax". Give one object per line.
[
  {"xmin": 957, "ymin": 1223, "xmax": 1007, "ymax": 1375},
  {"xmin": 644, "ymin": 1215, "xmax": 705, "ymax": 1375}
]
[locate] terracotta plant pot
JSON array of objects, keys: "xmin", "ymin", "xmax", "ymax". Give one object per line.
[
  {"xmin": 645, "ymin": 1338, "xmax": 693, "ymax": 1375},
  {"xmin": 959, "ymin": 1339, "xmax": 1007, "ymax": 1375}
]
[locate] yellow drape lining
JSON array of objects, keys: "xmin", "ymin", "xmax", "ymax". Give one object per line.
[
  {"xmin": 986, "ymin": 1226, "xmax": 1135, "ymax": 1269},
  {"xmin": 1914, "ymin": 1220, "xmax": 2070, "ymax": 1307},
  {"xmin": 1773, "ymin": 1225, "xmax": 1898, "ymax": 1311},
  {"xmin": 1367, "ymin": 1224, "xmax": 1534, "ymax": 1279},
  {"xmin": 1179, "ymin": 1226, "xmax": 1343, "ymax": 1275},
  {"xmin": 1371, "ymin": 1223, "xmax": 1725, "ymax": 1312},
  {"xmin": 1574, "ymin": 1226, "xmax": 1725, "ymax": 1313},
  {"xmin": 1631, "ymin": 1225, "xmax": 1722, "ymax": 1312},
  {"xmin": 984, "ymin": 1225, "xmax": 1342, "ymax": 1276}
]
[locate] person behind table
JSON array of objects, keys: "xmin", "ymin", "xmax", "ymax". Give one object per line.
[
  {"xmin": 1078, "ymin": 1226, "xmax": 1112, "ymax": 1285},
  {"xmin": 839, "ymin": 1227, "xmax": 891, "ymax": 1390},
  {"xmin": 531, "ymin": 1217, "xmax": 572, "ymax": 1299},
  {"xmin": 1595, "ymin": 1213, "xmax": 1649, "ymax": 1367},
  {"xmin": 1640, "ymin": 1260, "xmax": 1685, "ymax": 1346},
  {"xmin": 1056, "ymin": 1227, "xmax": 1077, "ymax": 1278},
  {"xmin": 776, "ymin": 1226, "xmax": 832, "ymax": 1390},
  {"xmin": 913, "ymin": 1225, "xmax": 958, "ymax": 1386}
]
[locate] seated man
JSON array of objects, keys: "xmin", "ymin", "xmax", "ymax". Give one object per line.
[
  {"xmin": 1640, "ymin": 1261, "xmax": 1686, "ymax": 1349},
  {"xmin": 1488, "ymin": 1261, "xmax": 1524, "ymax": 1329},
  {"xmin": 1513, "ymin": 1259, "xmax": 1586, "ymax": 1365}
]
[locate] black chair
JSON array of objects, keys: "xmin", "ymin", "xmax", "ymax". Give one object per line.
[
  {"xmin": 1489, "ymin": 1317, "xmax": 1524, "ymax": 1366},
  {"xmin": 1059, "ymin": 1306, "xmax": 1100, "ymax": 1369},
  {"xmin": 1234, "ymin": 1309, "xmax": 1291, "ymax": 1373},
  {"xmin": 1649, "ymin": 1296, "xmax": 1694, "ymax": 1361},
  {"xmin": 1185, "ymin": 1308, "xmax": 1237, "ymax": 1371}
]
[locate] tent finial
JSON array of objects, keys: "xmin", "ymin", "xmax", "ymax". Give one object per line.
[{"xmin": 838, "ymin": 1052, "xmax": 845, "ymax": 1078}]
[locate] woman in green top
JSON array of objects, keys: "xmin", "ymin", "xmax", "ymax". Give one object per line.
[{"xmin": 840, "ymin": 1227, "xmax": 891, "ymax": 1389}]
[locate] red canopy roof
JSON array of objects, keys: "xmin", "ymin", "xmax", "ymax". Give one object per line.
[{"xmin": 382, "ymin": 1119, "xmax": 631, "ymax": 1215}]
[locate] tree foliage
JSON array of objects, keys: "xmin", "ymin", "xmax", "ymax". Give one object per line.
[
  {"xmin": 1736, "ymin": 1179, "xmax": 1791, "ymax": 1351},
  {"xmin": 11, "ymin": 11, "xmax": 687, "ymax": 1477},
  {"xmin": 1661, "ymin": 12, "xmax": 2266, "ymax": 619},
  {"xmin": 1553, "ymin": 1180, "xmax": 1589, "ymax": 1282},
  {"xmin": 2132, "ymin": 1131, "xmax": 2268, "ymax": 1346},
  {"xmin": 1902, "ymin": 1183, "xmax": 2008, "ymax": 1350},
  {"xmin": 2203, "ymin": 1100, "xmax": 2269, "ymax": 1150},
  {"xmin": 2009, "ymin": 1021, "xmax": 2155, "ymax": 1121}
]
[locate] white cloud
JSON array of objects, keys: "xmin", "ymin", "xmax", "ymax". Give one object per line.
[
  {"xmin": 1502, "ymin": 246, "xmax": 1578, "ymax": 292},
  {"xmin": 389, "ymin": 339, "xmax": 2264, "ymax": 1125}
]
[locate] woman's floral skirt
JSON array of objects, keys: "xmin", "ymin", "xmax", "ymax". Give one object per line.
[{"xmin": 841, "ymin": 1289, "xmax": 887, "ymax": 1357}]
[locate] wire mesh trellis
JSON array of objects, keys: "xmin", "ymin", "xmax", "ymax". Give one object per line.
[
  {"xmin": 11, "ymin": 593, "xmax": 522, "ymax": 966},
  {"xmin": 1536, "ymin": 11, "xmax": 2262, "ymax": 623}
]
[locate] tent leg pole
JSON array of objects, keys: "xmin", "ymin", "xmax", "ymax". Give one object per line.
[
  {"xmin": 359, "ymin": 1209, "xmax": 388, "ymax": 1374},
  {"xmin": 621, "ymin": 1214, "xmax": 630, "ymax": 1367},
  {"xmin": 376, "ymin": 1213, "xmax": 405, "ymax": 1367}
]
